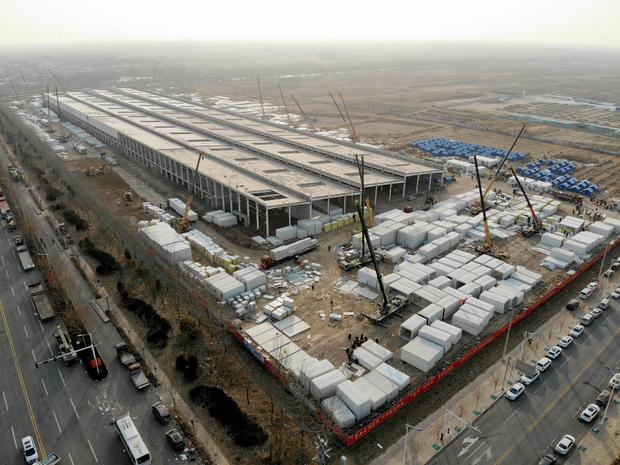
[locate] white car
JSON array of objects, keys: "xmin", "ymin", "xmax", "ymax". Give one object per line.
[
  {"xmin": 591, "ymin": 307, "xmax": 603, "ymax": 318},
  {"xmin": 505, "ymin": 382, "xmax": 525, "ymax": 400},
  {"xmin": 546, "ymin": 346, "xmax": 562, "ymax": 360},
  {"xmin": 21, "ymin": 436, "xmax": 38, "ymax": 464},
  {"xmin": 603, "ymin": 269, "xmax": 614, "ymax": 278},
  {"xmin": 555, "ymin": 434, "xmax": 575, "ymax": 455},
  {"xmin": 611, "ymin": 288, "xmax": 620, "ymax": 299},
  {"xmin": 598, "ymin": 298, "xmax": 610, "ymax": 310},
  {"xmin": 558, "ymin": 336, "xmax": 573, "ymax": 348},
  {"xmin": 587, "ymin": 281, "xmax": 598, "ymax": 290},
  {"xmin": 535, "ymin": 357, "xmax": 553, "ymax": 372},
  {"xmin": 610, "ymin": 373, "xmax": 620, "ymax": 390},
  {"xmin": 521, "ymin": 370, "xmax": 541, "ymax": 385},
  {"xmin": 569, "ymin": 325, "xmax": 584, "ymax": 338},
  {"xmin": 580, "ymin": 403, "xmax": 601, "ymax": 423}
]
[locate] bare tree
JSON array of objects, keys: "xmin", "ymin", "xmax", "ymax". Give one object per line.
[{"xmin": 473, "ymin": 385, "xmax": 483, "ymax": 409}]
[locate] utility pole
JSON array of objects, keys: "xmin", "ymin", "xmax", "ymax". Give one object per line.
[
  {"xmin": 355, "ymin": 155, "xmax": 366, "ymax": 261},
  {"xmin": 402, "ymin": 424, "xmax": 422, "ymax": 465},
  {"xmin": 501, "ymin": 305, "xmax": 517, "ymax": 389},
  {"xmin": 256, "ymin": 76, "xmax": 266, "ymax": 120},
  {"xmin": 314, "ymin": 435, "xmax": 330, "ymax": 465}
]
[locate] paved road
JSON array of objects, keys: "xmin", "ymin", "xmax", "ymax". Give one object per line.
[
  {"xmin": 428, "ymin": 289, "xmax": 620, "ymax": 465},
  {"xmin": 0, "ymin": 146, "xmax": 185, "ymax": 464}
]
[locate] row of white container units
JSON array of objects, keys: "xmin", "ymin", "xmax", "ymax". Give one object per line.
[
  {"xmin": 262, "ymin": 295, "xmax": 295, "ymax": 321},
  {"xmin": 168, "ymin": 197, "xmax": 198, "ymax": 222},
  {"xmin": 203, "ymin": 210, "xmax": 238, "ymax": 227},
  {"xmin": 508, "ymin": 175, "xmax": 553, "ymax": 193},
  {"xmin": 182, "ymin": 229, "xmax": 242, "ymax": 273},
  {"xmin": 243, "ymin": 321, "xmax": 410, "ymax": 428},
  {"xmin": 138, "ymin": 220, "xmax": 193, "ymax": 264},
  {"xmin": 269, "ymin": 237, "xmax": 319, "ymax": 262},
  {"xmin": 141, "ymin": 202, "xmax": 178, "ymax": 224},
  {"xmin": 445, "ymin": 158, "xmax": 488, "ymax": 176}
]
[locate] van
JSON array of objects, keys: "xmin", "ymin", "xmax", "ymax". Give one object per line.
[
  {"xmin": 579, "ymin": 288, "xmax": 593, "ymax": 300},
  {"xmin": 581, "ymin": 313, "xmax": 594, "ymax": 326},
  {"xmin": 565, "ymin": 299, "xmax": 580, "ymax": 310}
]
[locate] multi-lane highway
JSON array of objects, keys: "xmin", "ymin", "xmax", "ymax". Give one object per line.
[
  {"xmin": 428, "ymin": 285, "xmax": 620, "ymax": 465},
  {"xmin": 0, "ymin": 146, "xmax": 186, "ymax": 464}
]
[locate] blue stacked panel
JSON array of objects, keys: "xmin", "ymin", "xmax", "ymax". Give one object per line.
[{"xmin": 411, "ymin": 138, "xmax": 526, "ymax": 161}]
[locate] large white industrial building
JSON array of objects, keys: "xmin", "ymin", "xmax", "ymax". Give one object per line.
[{"xmin": 47, "ymin": 88, "xmax": 443, "ymax": 234}]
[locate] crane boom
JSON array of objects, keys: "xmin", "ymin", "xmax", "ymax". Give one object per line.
[
  {"xmin": 482, "ymin": 124, "xmax": 526, "ymax": 199},
  {"xmin": 329, "ymin": 92, "xmax": 352, "ymax": 136},
  {"xmin": 290, "ymin": 94, "xmax": 315, "ymax": 130},
  {"xmin": 509, "ymin": 166, "xmax": 541, "ymax": 230},
  {"xmin": 474, "ymin": 156, "xmax": 493, "ymax": 250},
  {"xmin": 339, "ymin": 93, "xmax": 358, "ymax": 142},
  {"xmin": 277, "ymin": 84, "xmax": 293, "ymax": 127},
  {"xmin": 256, "ymin": 76, "xmax": 266, "ymax": 120},
  {"xmin": 178, "ymin": 153, "xmax": 203, "ymax": 233}
]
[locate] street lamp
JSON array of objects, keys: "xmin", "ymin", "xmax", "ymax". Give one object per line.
[
  {"xmin": 402, "ymin": 423, "xmax": 422, "ymax": 465},
  {"xmin": 597, "ymin": 240, "xmax": 614, "ymax": 286}
]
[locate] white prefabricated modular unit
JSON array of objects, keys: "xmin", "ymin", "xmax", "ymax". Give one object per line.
[
  {"xmin": 401, "ymin": 337, "xmax": 444, "ymax": 372},
  {"xmin": 385, "ymin": 246, "xmax": 407, "ymax": 263},
  {"xmin": 430, "ymin": 320, "xmax": 463, "ymax": 345},
  {"xmin": 400, "ymin": 314, "xmax": 427, "ymax": 341},
  {"xmin": 321, "ymin": 396, "xmax": 356, "ymax": 429},
  {"xmin": 374, "ymin": 363, "xmax": 410, "ymax": 391},
  {"xmin": 464, "ymin": 296, "xmax": 496, "ymax": 315},
  {"xmin": 428, "ymin": 275, "xmax": 452, "ymax": 290},
  {"xmin": 603, "ymin": 216, "xmax": 620, "ymax": 233},
  {"xmin": 361, "ymin": 339, "xmax": 393, "ymax": 362},
  {"xmin": 310, "ymin": 369, "xmax": 347, "ymax": 400},
  {"xmin": 451, "ymin": 310, "xmax": 486, "ymax": 336},
  {"xmin": 541, "ymin": 232, "xmax": 565, "ymax": 248},
  {"xmin": 363, "ymin": 370, "xmax": 399, "ymax": 401},
  {"xmin": 204, "ymin": 272, "xmax": 245, "ymax": 300},
  {"xmin": 474, "ymin": 275, "xmax": 497, "ymax": 291},
  {"xmin": 357, "ymin": 267, "xmax": 379, "ymax": 288},
  {"xmin": 436, "ymin": 295, "xmax": 461, "ymax": 318},
  {"xmin": 458, "ymin": 282, "xmax": 482, "ymax": 298},
  {"xmin": 168, "ymin": 198, "xmax": 198, "ymax": 222},
  {"xmin": 419, "ymin": 325, "xmax": 452, "ymax": 351},
  {"xmin": 389, "ymin": 278, "xmax": 421, "ymax": 303},
  {"xmin": 275, "ymin": 226, "xmax": 298, "ymax": 241},
  {"xmin": 352, "ymin": 346, "xmax": 383, "ymax": 370},
  {"xmin": 281, "ymin": 351, "xmax": 316, "ymax": 379},
  {"xmin": 300, "ymin": 359, "xmax": 336, "ymax": 390},
  {"xmin": 418, "ymin": 303, "xmax": 444, "ymax": 323},
  {"xmin": 352, "ymin": 377, "xmax": 388, "ymax": 411},
  {"xmin": 336, "ymin": 380, "xmax": 372, "ymax": 420},
  {"xmin": 478, "ymin": 290, "xmax": 508, "ymax": 313},
  {"xmin": 232, "ymin": 266, "xmax": 267, "ymax": 291},
  {"xmin": 459, "ymin": 303, "xmax": 493, "ymax": 325},
  {"xmin": 563, "ymin": 238, "xmax": 589, "ymax": 255}
]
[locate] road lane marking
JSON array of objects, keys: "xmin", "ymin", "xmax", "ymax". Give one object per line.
[
  {"xmin": 10, "ymin": 284, "xmax": 14, "ymax": 296},
  {"xmin": 38, "ymin": 320, "xmax": 44, "ymax": 333},
  {"xmin": 11, "ymin": 425, "xmax": 17, "ymax": 450},
  {"xmin": 41, "ymin": 378, "xmax": 49, "ymax": 396},
  {"xmin": 2, "ymin": 391, "xmax": 8, "ymax": 410},
  {"xmin": 493, "ymin": 326, "xmax": 620, "ymax": 465},
  {"xmin": 70, "ymin": 397, "xmax": 80, "ymax": 419},
  {"xmin": 23, "ymin": 281, "xmax": 27, "ymax": 291},
  {"xmin": 1, "ymin": 255, "xmax": 4, "ymax": 265},
  {"xmin": 57, "ymin": 369, "xmax": 66, "ymax": 387},
  {"xmin": 504, "ymin": 406, "xmax": 520, "ymax": 423},
  {"xmin": 46, "ymin": 340, "xmax": 54, "ymax": 357},
  {"xmin": 68, "ymin": 453, "xmax": 75, "ymax": 465},
  {"xmin": 87, "ymin": 439, "xmax": 99, "ymax": 463},
  {"xmin": 52, "ymin": 410, "xmax": 62, "ymax": 434},
  {"xmin": 4, "ymin": 269, "xmax": 8, "ymax": 279},
  {"xmin": 16, "ymin": 303, "xmax": 21, "ymax": 315},
  {"xmin": 24, "ymin": 324, "xmax": 29, "ymax": 339},
  {"xmin": 0, "ymin": 299, "xmax": 46, "ymax": 456},
  {"xmin": 31, "ymin": 349, "xmax": 36, "ymax": 362}
]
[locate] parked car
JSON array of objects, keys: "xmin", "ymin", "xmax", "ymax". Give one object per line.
[
  {"xmin": 598, "ymin": 298, "xmax": 610, "ymax": 310},
  {"xmin": 535, "ymin": 357, "xmax": 552, "ymax": 372},
  {"xmin": 587, "ymin": 281, "xmax": 599, "ymax": 290},
  {"xmin": 611, "ymin": 288, "xmax": 620, "ymax": 299},
  {"xmin": 591, "ymin": 307, "xmax": 603, "ymax": 318},
  {"xmin": 546, "ymin": 346, "xmax": 562, "ymax": 360},
  {"xmin": 558, "ymin": 336, "xmax": 573, "ymax": 348},
  {"xmin": 505, "ymin": 382, "xmax": 525, "ymax": 400},
  {"xmin": 610, "ymin": 373, "xmax": 620, "ymax": 390},
  {"xmin": 596, "ymin": 390, "xmax": 611, "ymax": 407},
  {"xmin": 569, "ymin": 325, "xmax": 584, "ymax": 338},
  {"xmin": 165, "ymin": 429, "xmax": 185, "ymax": 451},
  {"xmin": 565, "ymin": 299, "xmax": 580, "ymax": 310},
  {"xmin": 579, "ymin": 287, "xmax": 593, "ymax": 300},
  {"xmin": 152, "ymin": 401, "xmax": 171, "ymax": 424},
  {"xmin": 603, "ymin": 269, "xmax": 614, "ymax": 278},
  {"xmin": 537, "ymin": 454, "xmax": 557, "ymax": 465},
  {"xmin": 581, "ymin": 313, "xmax": 594, "ymax": 326},
  {"xmin": 555, "ymin": 434, "xmax": 575, "ymax": 455},
  {"xmin": 521, "ymin": 370, "xmax": 541, "ymax": 386},
  {"xmin": 115, "ymin": 342, "xmax": 137, "ymax": 368},
  {"xmin": 21, "ymin": 436, "xmax": 38, "ymax": 464},
  {"xmin": 580, "ymin": 403, "xmax": 601, "ymax": 423}
]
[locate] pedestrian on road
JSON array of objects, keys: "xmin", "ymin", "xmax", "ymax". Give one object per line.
[{"xmin": 440, "ymin": 433, "xmax": 444, "ymax": 442}]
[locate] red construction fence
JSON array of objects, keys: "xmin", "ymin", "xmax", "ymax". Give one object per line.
[{"xmin": 229, "ymin": 237, "xmax": 620, "ymax": 447}]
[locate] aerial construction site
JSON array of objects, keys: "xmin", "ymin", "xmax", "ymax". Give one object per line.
[{"xmin": 0, "ymin": 42, "xmax": 619, "ymax": 465}]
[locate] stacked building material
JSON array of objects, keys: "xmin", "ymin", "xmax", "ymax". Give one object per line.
[
  {"xmin": 232, "ymin": 266, "xmax": 267, "ymax": 291},
  {"xmin": 352, "ymin": 347, "xmax": 383, "ymax": 370},
  {"xmin": 139, "ymin": 221, "xmax": 193, "ymax": 264},
  {"xmin": 352, "ymin": 377, "xmax": 388, "ymax": 411},
  {"xmin": 431, "ymin": 320, "xmax": 462, "ymax": 344},
  {"xmin": 300, "ymin": 359, "xmax": 335, "ymax": 390},
  {"xmin": 336, "ymin": 380, "xmax": 372, "ymax": 420},
  {"xmin": 310, "ymin": 369, "xmax": 347, "ymax": 400},
  {"xmin": 168, "ymin": 198, "xmax": 198, "ymax": 222},
  {"xmin": 363, "ymin": 370, "xmax": 399, "ymax": 401},
  {"xmin": 374, "ymin": 363, "xmax": 410, "ymax": 391},
  {"xmin": 142, "ymin": 202, "xmax": 177, "ymax": 223},
  {"xmin": 204, "ymin": 272, "xmax": 245, "ymax": 301},
  {"xmin": 275, "ymin": 226, "xmax": 298, "ymax": 241},
  {"xmin": 399, "ymin": 314, "xmax": 427, "ymax": 341},
  {"xmin": 321, "ymin": 396, "xmax": 356, "ymax": 428}
]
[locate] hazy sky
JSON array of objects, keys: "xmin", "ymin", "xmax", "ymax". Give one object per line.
[{"xmin": 1, "ymin": 0, "xmax": 619, "ymax": 49}]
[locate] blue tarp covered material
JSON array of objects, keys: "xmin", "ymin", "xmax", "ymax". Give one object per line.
[
  {"xmin": 410, "ymin": 138, "xmax": 526, "ymax": 161},
  {"xmin": 515, "ymin": 159, "xmax": 597, "ymax": 197}
]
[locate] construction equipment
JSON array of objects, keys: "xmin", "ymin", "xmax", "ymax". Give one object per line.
[
  {"xmin": 175, "ymin": 153, "xmax": 203, "ymax": 233},
  {"xmin": 470, "ymin": 124, "xmax": 526, "ymax": 214},
  {"xmin": 277, "ymin": 84, "xmax": 293, "ymax": 127},
  {"xmin": 473, "ymin": 156, "xmax": 508, "ymax": 260},
  {"xmin": 509, "ymin": 166, "xmax": 543, "ymax": 237},
  {"xmin": 55, "ymin": 322, "xmax": 78, "ymax": 366},
  {"xmin": 124, "ymin": 191, "xmax": 134, "ymax": 202},
  {"xmin": 290, "ymin": 94, "xmax": 317, "ymax": 127},
  {"xmin": 329, "ymin": 92, "xmax": 359, "ymax": 142},
  {"xmin": 85, "ymin": 165, "xmax": 108, "ymax": 176},
  {"xmin": 55, "ymin": 87, "xmax": 70, "ymax": 143},
  {"xmin": 339, "ymin": 93, "xmax": 359, "ymax": 142},
  {"xmin": 257, "ymin": 76, "xmax": 266, "ymax": 120}
]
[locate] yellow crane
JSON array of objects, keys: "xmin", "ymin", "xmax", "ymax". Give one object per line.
[{"xmin": 176, "ymin": 153, "xmax": 203, "ymax": 233}]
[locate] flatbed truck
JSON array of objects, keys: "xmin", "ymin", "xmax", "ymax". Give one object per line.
[
  {"xmin": 14, "ymin": 235, "xmax": 35, "ymax": 271},
  {"xmin": 29, "ymin": 282, "xmax": 55, "ymax": 322}
]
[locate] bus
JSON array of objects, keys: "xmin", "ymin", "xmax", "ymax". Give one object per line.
[{"xmin": 114, "ymin": 413, "xmax": 151, "ymax": 465}]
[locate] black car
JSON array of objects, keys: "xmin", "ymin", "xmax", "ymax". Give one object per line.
[
  {"xmin": 165, "ymin": 429, "xmax": 185, "ymax": 452},
  {"xmin": 538, "ymin": 454, "xmax": 556, "ymax": 465},
  {"xmin": 565, "ymin": 299, "xmax": 579, "ymax": 310},
  {"xmin": 152, "ymin": 401, "xmax": 171, "ymax": 424}
]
